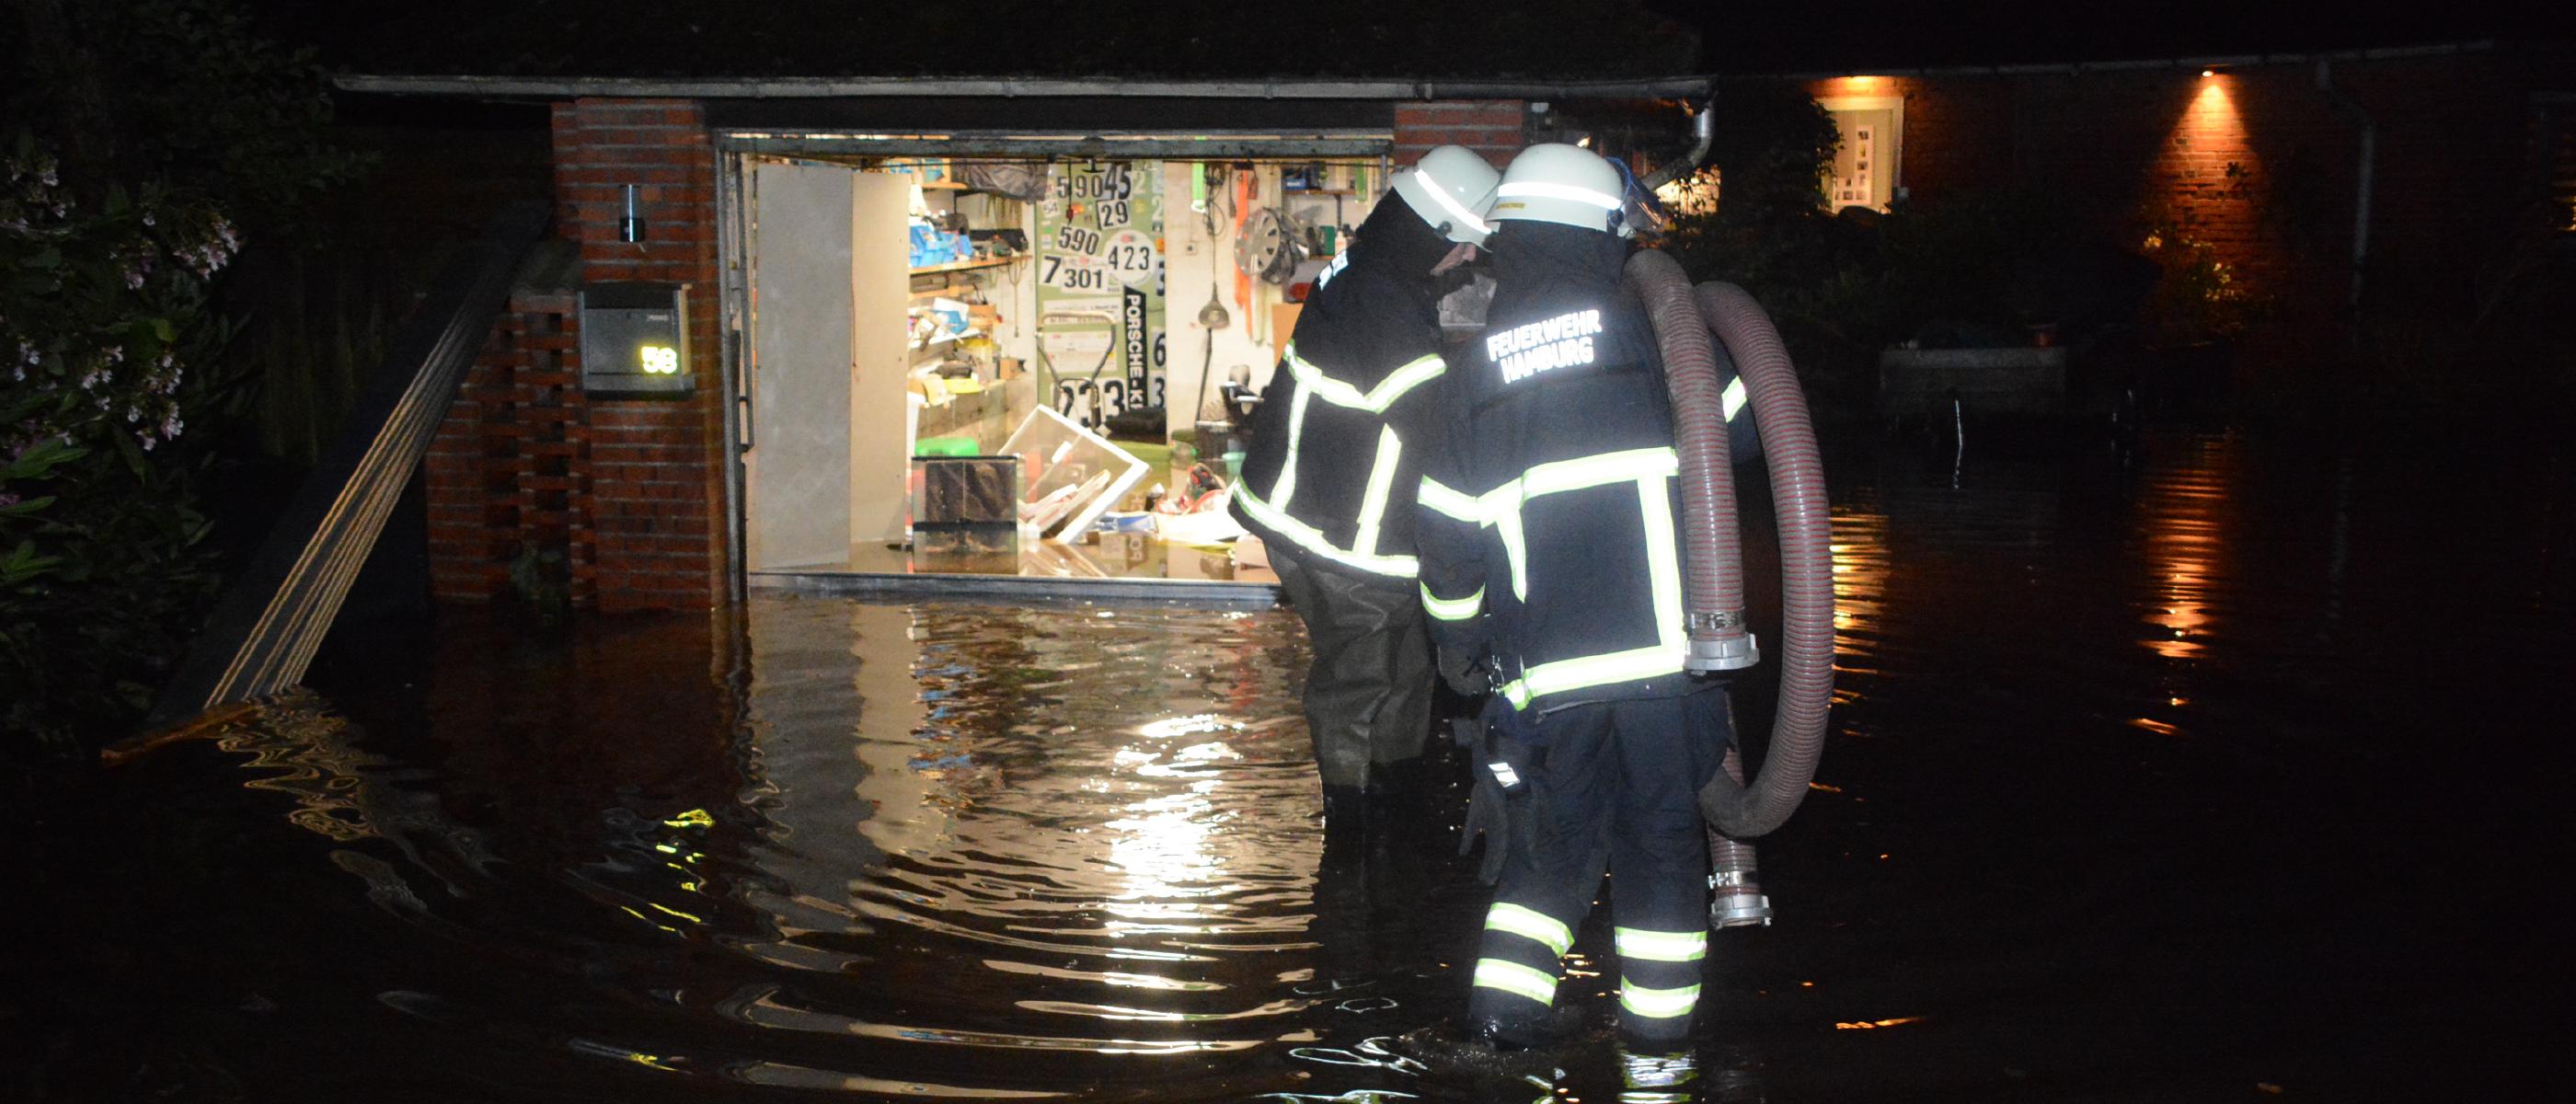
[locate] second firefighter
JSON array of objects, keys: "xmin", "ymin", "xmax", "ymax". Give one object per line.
[{"xmin": 1229, "ymin": 144, "xmax": 1502, "ymax": 845}]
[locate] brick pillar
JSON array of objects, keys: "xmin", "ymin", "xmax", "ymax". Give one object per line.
[
  {"xmin": 1394, "ymin": 99, "xmax": 1528, "ymax": 170},
  {"xmin": 558, "ymin": 98, "xmax": 725, "ymax": 613},
  {"xmin": 427, "ymin": 98, "xmax": 725, "ymax": 612}
]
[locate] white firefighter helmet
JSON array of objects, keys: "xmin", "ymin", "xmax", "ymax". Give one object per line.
[
  {"xmin": 1490, "ymin": 143, "xmax": 1626, "ymax": 235},
  {"xmin": 1388, "ymin": 144, "xmax": 1501, "ymax": 247}
]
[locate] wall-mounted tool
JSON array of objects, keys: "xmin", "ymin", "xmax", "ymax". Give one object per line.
[{"xmin": 1234, "ymin": 206, "xmax": 1310, "ymax": 287}]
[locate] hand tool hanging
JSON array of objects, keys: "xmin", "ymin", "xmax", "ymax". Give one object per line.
[{"xmin": 1232, "ymin": 167, "xmax": 1254, "ymax": 338}]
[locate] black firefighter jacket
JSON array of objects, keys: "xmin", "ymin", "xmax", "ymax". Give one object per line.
[
  {"xmin": 1229, "ymin": 200, "xmax": 1456, "ymax": 587},
  {"xmin": 1414, "ymin": 222, "xmax": 1760, "ymax": 731}
]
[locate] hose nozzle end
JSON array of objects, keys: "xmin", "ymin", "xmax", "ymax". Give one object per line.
[
  {"xmin": 1708, "ymin": 868, "xmax": 1775, "ymax": 927},
  {"xmin": 1709, "ymin": 891, "xmax": 1775, "ymax": 928},
  {"xmin": 1685, "ymin": 634, "xmax": 1761, "ymax": 673},
  {"xmin": 1709, "ymin": 834, "xmax": 1775, "ymax": 928}
]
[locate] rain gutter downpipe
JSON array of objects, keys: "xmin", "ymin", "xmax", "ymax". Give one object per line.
[
  {"xmin": 2315, "ymin": 60, "xmax": 2377, "ymax": 326},
  {"xmin": 1639, "ymin": 98, "xmax": 1717, "ymax": 192}
]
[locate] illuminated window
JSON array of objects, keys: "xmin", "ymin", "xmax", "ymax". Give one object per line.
[{"xmin": 1819, "ymin": 90, "xmax": 1903, "ymax": 213}]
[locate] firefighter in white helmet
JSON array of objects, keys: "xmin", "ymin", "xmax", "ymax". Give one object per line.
[
  {"xmin": 1415, "ymin": 142, "xmax": 1759, "ymax": 1049},
  {"xmin": 1229, "ymin": 144, "xmax": 1501, "ymax": 855}
]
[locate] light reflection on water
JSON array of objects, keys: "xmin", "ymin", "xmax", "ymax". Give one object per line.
[
  {"xmin": 2135, "ymin": 439, "xmax": 2231, "ymax": 664},
  {"xmin": 723, "ymin": 598, "xmax": 1350, "ymax": 1092},
  {"xmin": 52, "ymin": 427, "xmax": 2576, "ymax": 1101},
  {"xmin": 163, "ymin": 597, "xmax": 1424, "ymax": 1101}
]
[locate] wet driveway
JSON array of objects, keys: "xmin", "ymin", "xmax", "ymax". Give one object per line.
[{"xmin": 12, "ymin": 426, "xmax": 2570, "ymax": 1101}]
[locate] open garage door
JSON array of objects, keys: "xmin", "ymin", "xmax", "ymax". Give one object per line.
[{"xmin": 743, "ymin": 159, "xmax": 914, "ymax": 569}]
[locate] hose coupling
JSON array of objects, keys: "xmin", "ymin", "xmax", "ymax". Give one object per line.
[
  {"xmin": 1685, "ymin": 630, "xmax": 1761, "ymax": 673},
  {"xmin": 1708, "ymin": 868, "xmax": 1775, "ymax": 928}
]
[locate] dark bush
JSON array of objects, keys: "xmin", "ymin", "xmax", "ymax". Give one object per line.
[{"xmin": 2, "ymin": 0, "xmax": 355, "ymax": 753}]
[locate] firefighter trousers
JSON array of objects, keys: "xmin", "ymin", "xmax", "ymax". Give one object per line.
[
  {"xmin": 1465, "ymin": 689, "xmax": 1730, "ymax": 1044},
  {"xmin": 1273, "ymin": 551, "xmax": 1435, "ymax": 795}
]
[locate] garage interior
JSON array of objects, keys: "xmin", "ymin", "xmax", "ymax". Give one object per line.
[{"xmin": 729, "ymin": 111, "xmax": 1407, "ymax": 593}]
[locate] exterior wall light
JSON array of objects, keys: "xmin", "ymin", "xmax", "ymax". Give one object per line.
[{"xmin": 621, "ymin": 184, "xmax": 647, "ymax": 243}]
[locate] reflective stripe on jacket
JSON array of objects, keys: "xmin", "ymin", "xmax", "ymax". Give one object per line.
[
  {"xmin": 1229, "ymin": 238, "xmax": 1450, "ymax": 583},
  {"xmin": 1231, "ymin": 343, "xmax": 1446, "ymax": 578}
]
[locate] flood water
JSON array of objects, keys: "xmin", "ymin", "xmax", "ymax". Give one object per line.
[{"xmin": 15, "ymin": 425, "xmax": 2571, "ymax": 1101}]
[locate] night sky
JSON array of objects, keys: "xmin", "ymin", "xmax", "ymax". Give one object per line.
[
  {"xmin": 1650, "ymin": 0, "xmax": 2557, "ymax": 72},
  {"xmin": 231, "ymin": 0, "xmax": 2561, "ymax": 78}
]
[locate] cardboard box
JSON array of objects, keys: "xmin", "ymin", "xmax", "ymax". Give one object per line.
[{"xmin": 1271, "ymin": 302, "xmax": 1304, "ymax": 345}]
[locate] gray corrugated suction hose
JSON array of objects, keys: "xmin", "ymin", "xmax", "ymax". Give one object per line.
[
  {"xmin": 1691, "ymin": 281, "xmax": 1834, "ymax": 838},
  {"xmin": 1706, "ymin": 745, "xmax": 1777, "ymax": 926},
  {"xmin": 1624, "ymin": 249, "xmax": 1757, "ymax": 671}
]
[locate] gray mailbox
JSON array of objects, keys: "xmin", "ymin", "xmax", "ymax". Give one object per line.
[{"xmin": 580, "ymin": 282, "xmax": 692, "ymax": 398}]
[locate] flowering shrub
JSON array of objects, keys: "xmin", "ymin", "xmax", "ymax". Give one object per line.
[
  {"xmin": 2, "ymin": 132, "xmax": 241, "ymax": 744},
  {"xmin": 3, "ymin": 0, "xmax": 357, "ymax": 753},
  {"xmin": 2137, "ymin": 224, "xmax": 2266, "ymax": 346}
]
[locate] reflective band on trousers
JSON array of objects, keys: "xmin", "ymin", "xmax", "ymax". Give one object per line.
[
  {"xmin": 1615, "ymin": 927, "xmax": 1708, "ymax": 962},
  {"xmin": 1420, "ymin": 581, "xmax": 1484, "ymax": 622},
  {"xmin": 1473, "ymin": 959, "xmax": 1560, "ymax": 1006},
  {"xmin": 1487, "ymin": 903, "xmax": 1574, "ymax": 957},
  {"xmin": 1723, "ymin": 375, "xmax": 1747, "ymax": 420},
  {"xmin": 1620, "ymin": 982, "xmax": 1701, "ymax": 1019}
]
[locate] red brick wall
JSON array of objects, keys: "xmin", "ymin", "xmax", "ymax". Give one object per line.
[
  {"xmin": 428, "ymin": 98, "xmax": 726, "ymax": 613},
  {"xmin": 426, "ymin": 291, "xmax": 592, "ymax": 604},
  {"xmin": 424, "ymin": 321, "xmax": 507, "ymax": 603},
  {"xmin": 1803, "ymin": 50, "xmax": 2563, "ymax": 353},
  {"xmin": 559, "ymin": 98, "xmax": 726, "ymax": 613},
  {"xmin": 1395, "ymin": 99, "xmax": 1528, "ymax": 169},
  {"xmin": 1807, "ymin": 69, "xmax": 2327, "ymax": 291}
]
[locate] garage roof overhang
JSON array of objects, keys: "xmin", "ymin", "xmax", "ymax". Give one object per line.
[
  {"xmin": 334, "ymin": 74, "xmax": 1719, "ymax": 102},
  {"xmin": 337, "ymin": 74, "xmax": 1715, "ymax": 159},
  {"xmin": 707, "ymin": 96, "xmax": 1409, "ymax": 158}
]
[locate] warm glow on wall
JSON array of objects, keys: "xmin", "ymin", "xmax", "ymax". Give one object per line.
[
  {"xmin": 2156, "ymin": 70, "xmax": 2259, "ymax": 232},
  {"xmin": 2194, "ymin": 73, "xmax": 2236, "ymax": 126},
  {"xmin": 2181, "ymin": 75, "xmax": 2248, "ymax": 158}
]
